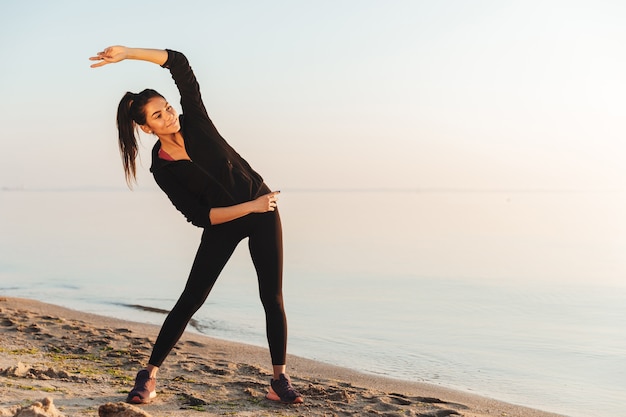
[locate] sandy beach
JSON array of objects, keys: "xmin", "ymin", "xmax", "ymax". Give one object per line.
[{"xmin": 0, "ymin": 297, "xmax": 565, "ymax": 417}]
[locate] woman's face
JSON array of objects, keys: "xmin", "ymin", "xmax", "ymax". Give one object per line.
[{"xmin": 141, "ymin": 97, "xmax": 180, "ymax": 136}]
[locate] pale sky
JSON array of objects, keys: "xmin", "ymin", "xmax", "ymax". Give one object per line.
[{"xmin": 1, "ymin": 0, "xmax": 625, "ymax": 191}]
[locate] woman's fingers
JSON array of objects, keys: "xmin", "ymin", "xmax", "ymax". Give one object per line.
[
  {"xmin": 267, "ymin": 194, "xmax": 277, "ymax": 211},
  {"xmin": 258, "ymin": 191, "xmax": 280, "ymax": 212},
  {"xmin": 89, "ymin": 52, "xmax": 113, "ymax": 68},
  {"xmin": 89, "ymin": 58, "xmax": 109, "ymax": 68},
  {"xmin": 269, "ymin": 191, "xmax": 280, "ymax": 209}
]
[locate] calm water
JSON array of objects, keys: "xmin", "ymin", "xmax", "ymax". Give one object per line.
[{"xmin": 1, "ymin": 189, "xmax": 624, "ymax": 417}]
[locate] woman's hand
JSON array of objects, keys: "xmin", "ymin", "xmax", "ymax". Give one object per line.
[
  {"xmin": 251, "ymin": 191, "xmax": 281, "ymax": 213},
  {"xmin": 89, "ymin": 45, "xmax": 129, "ymax": 68}
]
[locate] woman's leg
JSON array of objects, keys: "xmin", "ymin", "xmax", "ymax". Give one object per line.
[
  {"xmin": 248, "ymin": 210, "xmax": 287, "ymax": 368},
  {"xmin": 128, "ymin": 227, "xmax": 242, "ymax": 404},
  {"xmin": 148, "ymin": 227, "xmax": 241, "ymax": 367},
  {"xmin": 248, "ymin": 210, "xmax": 303, "ymax": 404}
]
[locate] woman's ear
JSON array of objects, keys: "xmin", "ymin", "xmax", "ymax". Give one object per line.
[{"xmin": 139, "ymin": 124, "xmax": 153, "ymax": 135}]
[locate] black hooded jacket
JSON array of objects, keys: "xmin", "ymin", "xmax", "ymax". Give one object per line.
[{"xmin": 149, "ymin": 50, "xmax": 265, "ymax": 228}]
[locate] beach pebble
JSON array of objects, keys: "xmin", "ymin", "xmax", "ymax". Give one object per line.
[
  {"xmin": 3, "ymin": 362, "xmax": 30, "ymax": 377},
  {"xmin": 98, "ymin": 403, "xmax": 153, "ymax": 417}
]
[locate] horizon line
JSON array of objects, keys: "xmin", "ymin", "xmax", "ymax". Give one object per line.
[{"xmin": 1, "ymin": 185, "xmax": 623, "ymax": 194}]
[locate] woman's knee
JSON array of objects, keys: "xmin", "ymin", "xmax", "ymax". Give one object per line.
[
  {"xmin": 260, "ymin": 291, "xmax": 284, "ymax": 313},
  {"xmin": 175, "ymin": 288, "xmax": 209, "ymax": 314}
]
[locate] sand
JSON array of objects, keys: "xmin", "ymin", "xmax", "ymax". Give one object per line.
[{"xmin": 0, "ymin": 297, "xmax": 565, "ymax": 417}]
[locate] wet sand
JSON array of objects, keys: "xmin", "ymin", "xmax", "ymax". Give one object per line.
[{"xmin": 0, "ymin": 297, "xmax": 564, "ymax": 417}]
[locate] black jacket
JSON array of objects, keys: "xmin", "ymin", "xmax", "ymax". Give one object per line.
[{"xmin": 149, "ymin": 50, "xmax": 265, "ymax": 228}]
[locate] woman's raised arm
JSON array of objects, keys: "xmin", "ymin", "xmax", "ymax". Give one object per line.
[{"xmin": 89, "ymin": 46, "xmax": 168, "ymax": 68}]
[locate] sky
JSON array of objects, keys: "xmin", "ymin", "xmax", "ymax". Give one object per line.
[{"xmin": 1, "ymin": 0, "xmax": 625, "ymax": 191}]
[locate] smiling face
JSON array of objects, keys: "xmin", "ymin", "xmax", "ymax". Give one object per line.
[{"xmin": 140, "ymin": 97, "xmax": 180, "ymax": 137}]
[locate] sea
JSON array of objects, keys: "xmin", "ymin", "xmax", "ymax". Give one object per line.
[{"xmin": 0, "ymin": 188, "xmax": 624, "ymax": 417}]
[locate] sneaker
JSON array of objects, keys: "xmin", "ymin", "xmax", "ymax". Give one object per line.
[
  {"xmin": 267, "ymin": 373, "xmax": 304, "ymax": 404},
  {"xmin": 126, "ymin": 369, "xmax": 157, "ymax": 404}
]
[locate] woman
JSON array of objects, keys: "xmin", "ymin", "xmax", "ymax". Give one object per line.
[{"xmin": 89, "ymin": 46, "xmax": 303, "ymax": 405}]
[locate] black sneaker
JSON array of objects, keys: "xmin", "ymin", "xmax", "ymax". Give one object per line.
[
  {"xmin": 127, "ymin": 369, "xmax": 157, "ymax": 404},
  {"xmin": 266, "ymin": 373, "xmax": 304, "ymax": 404}
]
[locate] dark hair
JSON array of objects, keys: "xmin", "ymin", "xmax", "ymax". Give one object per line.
[{"xmin": 116, "ymin": 89, "xmax": 165, "ymax": 187}]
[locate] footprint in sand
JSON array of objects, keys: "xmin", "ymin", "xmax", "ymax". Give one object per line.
[
  {"xmin": 0, "ymin": 317, "xmax": 16, "ymax": 327},
  {"xmin": 24, "ymin": 324, "xmax": 45, "ymax": 333}
]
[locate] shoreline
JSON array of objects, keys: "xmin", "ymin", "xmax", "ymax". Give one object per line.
[{"xmin": 0, "ymin": 296, "xmax": 565, "ymax": 417}]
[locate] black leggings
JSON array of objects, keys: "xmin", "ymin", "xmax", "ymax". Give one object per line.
[{"xmin": 148, "ymin": 208, "xmax": 286, "ymax": 367}]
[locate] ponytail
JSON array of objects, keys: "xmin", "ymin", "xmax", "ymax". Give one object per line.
[{"xmin": 115, "ymin": 89, "xmax": 164, "ymax": 188}]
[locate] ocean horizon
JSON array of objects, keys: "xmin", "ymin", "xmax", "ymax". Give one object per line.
[{"xmin": 1, "ymin": 188, "xmax": 624, "ymax": 417}]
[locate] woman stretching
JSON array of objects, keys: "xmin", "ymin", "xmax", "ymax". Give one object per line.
[{"xmin": 89, "ymin": 46, "xmax": 303, "ymax": 405}]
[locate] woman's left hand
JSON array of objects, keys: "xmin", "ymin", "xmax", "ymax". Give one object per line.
[{"xmin": 251, "ymin": 191, "xmax": 280, "ymax": 213}]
